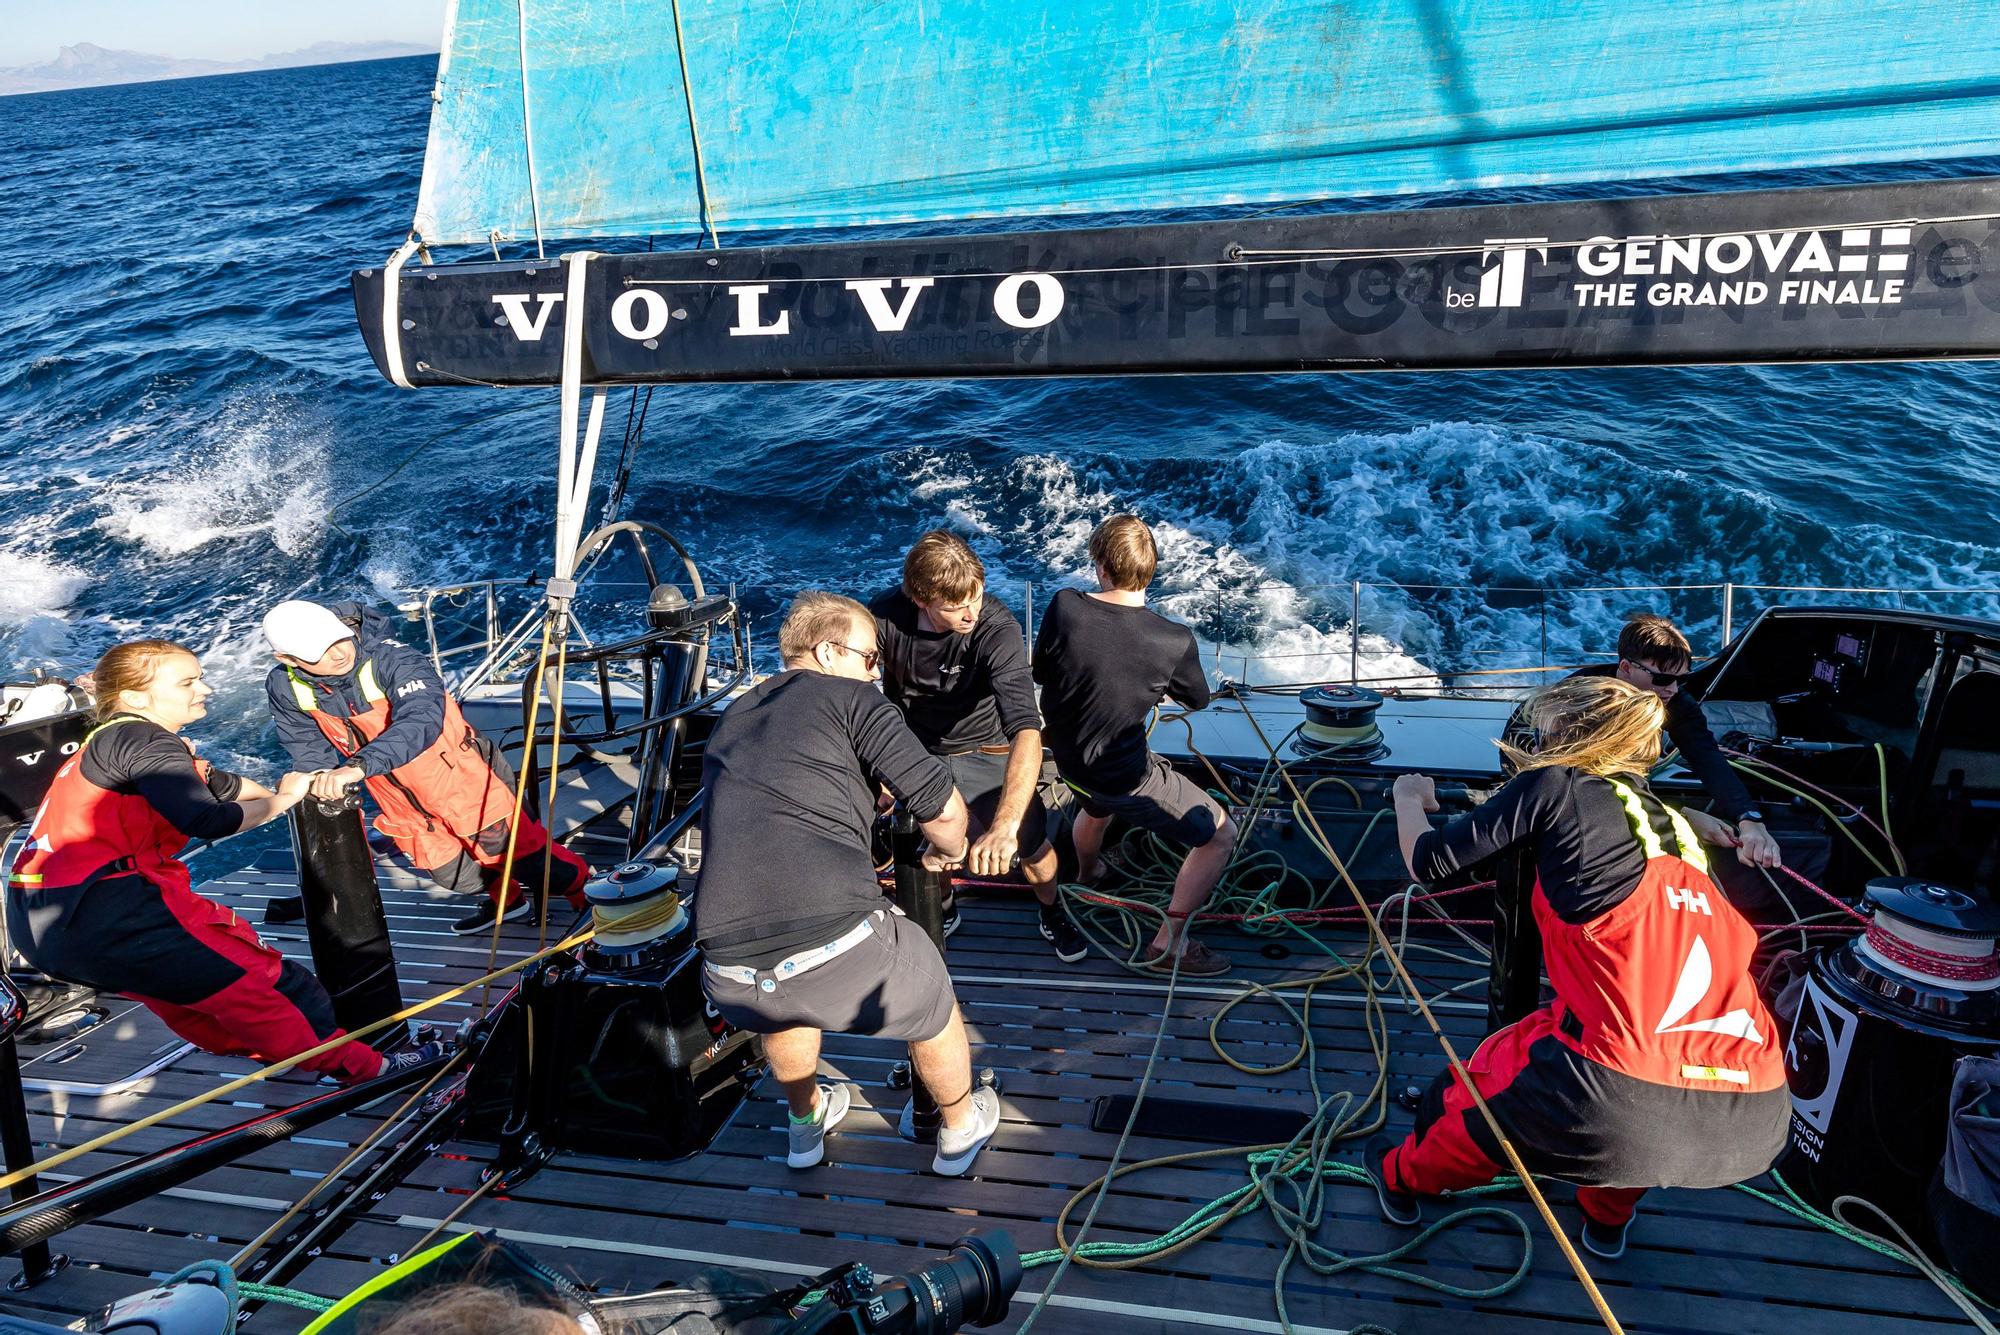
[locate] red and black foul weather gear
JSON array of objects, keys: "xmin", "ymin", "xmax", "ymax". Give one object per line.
[
  {"xmin": 6, "ymin": 716, "xmax": 382, "ymax": 1082},
  {"xmin": 1385, "ymin": 768, "xmax": 1789, "ymax": 1225},
  {"xmin": 264, "ymin": 603, "xmax": 588, "ymax": 909}
]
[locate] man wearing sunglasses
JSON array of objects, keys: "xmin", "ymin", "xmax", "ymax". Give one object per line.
[
  {"xmin": 694, "ymin": 591, "xmax": 1004, "ymax": 1177},
  {"xmin": 1488, "ymin": 614, "xmax": 1779, "ymax": 1028}
]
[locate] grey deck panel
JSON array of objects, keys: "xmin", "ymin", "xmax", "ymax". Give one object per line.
[{"xmin": 0, "ymin": 864, "xmax": 1976, "ymax": 1335}]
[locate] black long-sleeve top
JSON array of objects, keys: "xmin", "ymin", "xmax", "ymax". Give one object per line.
[
  {"xmin": 694, "ymin": 670, "xmax": 955, "ymax": 967},
  {"xmin": 1411, "ymin": 765, "xmax": 1657, "ymax": 925},
  {"xmin": 870, "ymin": 588, "xmax": 1042, "ymax": 753},
  {"xmin": 1032, "ymin": 588, "xmax": 1211, "ymax": 793},
  {"xmin": 86, "ymin": 716, "xmax": 246, "ymax": 841},
  {"xmin": 1501, "ymin": 663, "xmax": 1756, "ymax": 822}
]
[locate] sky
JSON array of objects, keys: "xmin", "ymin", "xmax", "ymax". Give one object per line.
[{"xmin": 0, "ymin": 0, "xmax": 449, "ymax": 65}]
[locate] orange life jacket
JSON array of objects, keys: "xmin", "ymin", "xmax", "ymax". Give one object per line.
[
  {"xmin": 1535, "ymin": 779, "xmax": 1786, "ymax": 1094},
  {"xmin": 283, "ymin": 661, "xmax": 518, "ymax": 872},
  {"xmin": 8, "ymin": 717, "xmax": 201, "ymax": 898}
]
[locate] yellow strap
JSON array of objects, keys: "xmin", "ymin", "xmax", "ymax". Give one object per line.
[
  {"xmin": 288, "ymin": 660, "xmax": 385, "ymax": 709},
  {"xmin": 285, "ymin": 666, "xmax": 317, "ymax": 712},
  {"xmin": 81, "ymin": 715, "xmax": 142, "ymax": 744},
  {"xmin": 299, "ymin": 1229, "xmax": 482, "ymax": 1333},
  {"xmin": 1607, "ymin": 778, "xmax": 1710, "ymax": 875},
  {"xmin": 8, "ymin": 873, "xmax": 42, "ymax": 885},
  {"xmin": 357, "ymin": 659, "xmax": 385, "ymax": 703}
]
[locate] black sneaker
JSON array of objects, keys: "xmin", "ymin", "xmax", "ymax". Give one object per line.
[
  {"xmin": 1580, "ymin": 1214, "xmax": 1631, "ymax": 1261},
  {"xmin": 382, "ymin": 1040, "xmax": 449, "ymax": 1075},
  {"xmin": 1039, "ymin": 903, "xmax": 1088, "ymax": 963},
  {"xmin": 1363, "ymin": 1135, "xmax": 1421, "ymax": 1226},
  {"xmin": 940, "ymin": 900, "xmax": 961, "ymax": 938},
  {"xmin": 451, "ymin": 895, "xmax": 533, "ymax": 935}
]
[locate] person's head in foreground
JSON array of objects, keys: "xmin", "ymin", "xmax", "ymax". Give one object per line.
[
  {"xmin": 1499, "ymin": 673, "xmax": 1667, "ymax": 777},
  {"xmin": 780, "ymin": 590, "xmax": 880, "ymax": 681}
]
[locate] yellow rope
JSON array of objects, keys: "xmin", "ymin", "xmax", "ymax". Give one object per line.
[
  {"xmin": 0, "ymin": 928, "xmax": 593, "ymax": 1196},
  {"xmin": 537, "ymin": 632, "xmax": 571, "ymax": 955},
  {"xmin": 592, "ymin": 890, "xmax": 681, "ymax": 942},
  {"xmin": 1230, "ymin": 700, "xmax": 1628, "ymax": 1335},
  {"xmin": 481, "ymin": 612, "xmax": 557, "ymax": 1012}
]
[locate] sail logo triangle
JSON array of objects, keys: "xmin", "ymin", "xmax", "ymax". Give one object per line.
[{"xmin": 1655, "ymin": 935, "xmax": 1764, "ymax": 1043}]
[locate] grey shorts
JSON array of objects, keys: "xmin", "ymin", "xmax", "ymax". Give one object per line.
[
  {"xmin": 942, "ymin": 747, "xmax": 1051, "ymax": 856},
  {"xmin": 702, "ymin": 908, "xmax": 958, "ymax": 1043},
  {"xmin": 1070, "ymin": 753, "xmax": 1225, "ymax": 848}
]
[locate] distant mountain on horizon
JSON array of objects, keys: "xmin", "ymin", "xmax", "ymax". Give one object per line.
[{"xmin": 0, "ymin": 39, "xmax": 436, "ymax": 97}]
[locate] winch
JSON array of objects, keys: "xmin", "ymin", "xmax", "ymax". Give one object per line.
[
  {"xmin": 461, "ymin": 857, "xmax": 761, "ymax": 1174},
  {"xmin": 1290, "ymin": 684, "xmax": 1388, "ymax": 762},
  {"xmin": 1781, "ymin": 877, "xmax": 2000, "ymax": 1239}
]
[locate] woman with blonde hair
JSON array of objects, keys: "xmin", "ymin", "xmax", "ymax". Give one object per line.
[
  {"xmin": 1363, "ymin": 674, "xmax": 1788, "ymax": 1260},
  {"xmin": 6, "ymin": 640, "xmax": 421, "ymax": 1082}
]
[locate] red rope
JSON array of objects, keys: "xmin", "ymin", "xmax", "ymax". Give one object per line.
[
  {"xmin": 1774, "ymin": 864, "xmax": 1871, "ymax": 925},
  {"xmin": 1862, "ymin": 924, "xmax": 2000, "ymax": 983}
]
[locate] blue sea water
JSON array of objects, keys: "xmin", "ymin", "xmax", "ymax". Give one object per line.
[{"xmin": 3, "ymin": 55, "xmax": 2000, "ymax": 784}]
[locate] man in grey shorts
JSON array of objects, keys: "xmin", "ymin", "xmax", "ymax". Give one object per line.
[
  {"xmin": 694, "ymin": 591, "xmax": 1003, "ymax": 1176},
  {"xmin": 870, "ymin": 530, "xmax": 1086, "ymax": 962},
  {"xmin": 1033, "ymin": 515, "xmax": 1237, "ymax": 977}
]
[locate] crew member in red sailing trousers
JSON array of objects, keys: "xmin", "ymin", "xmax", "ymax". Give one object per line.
[
  {"xmin": 6, "ymin": 641, "xmax": 423, "ymax": 1082},
  {"xmin": 1366, "ymin": 674, "xmax": 1790, "ymax": 1260},
  {"xmin": 262, "ymin": 600, "xmax": 590, "ymax": 935}
]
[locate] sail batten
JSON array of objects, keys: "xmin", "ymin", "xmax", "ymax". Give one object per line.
[{"xmin": 409, "ymin": 0, "xmax": 2000, "ymax": 248}]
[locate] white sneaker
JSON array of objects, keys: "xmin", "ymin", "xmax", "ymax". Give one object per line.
[
  {"xmin": 786, "ymin": 1082, "xmax": 852, "ymax": 1168},
  {"xmin": 932, "ymin": 1086, "xmax": 1001, "ymax": 1176}
]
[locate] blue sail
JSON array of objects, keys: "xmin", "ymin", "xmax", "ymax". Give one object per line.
[{"xmin": 412, "ymin": 0, "xmax": 2000, "ymax": 248}]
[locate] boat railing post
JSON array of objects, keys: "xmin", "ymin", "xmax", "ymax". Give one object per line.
[
  {"xmin": 1023, "ymin": 581, "xmax": 1034, "ymax": 662},
  {"xmin": 1721, "ymin": 582, "xmax": 1735, "ymax": 647},
  {"xmin": 0, "ymin": 975, "xmax": 63, "ymax": 1288},
  {"xmin": 1350, "ymin": 580, "xmax": 1362, "ymax": 685},
  {"xmin": 486, "ymin": 581, "xmax": 499, "ymax": 662},
  {"xmin": 1539, "ymin": 591, "xmax": 1549, "ymax": 670}
]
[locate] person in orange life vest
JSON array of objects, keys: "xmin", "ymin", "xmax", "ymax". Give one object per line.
[
  {"xmin": 6, "ymin": 640, "xmax": 425, "ymax": 1083},
  {"xmin": 1363, "ymin": 675, "xmax": 1790, "ymax": 1262},
  {"xmin": 261, "ymin": 600, "xmax": 590, "ymax": 936}
]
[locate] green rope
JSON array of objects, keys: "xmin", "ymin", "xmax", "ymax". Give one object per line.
[{"xmin": 240, "ymin": 1279, "xmax": 338, "ymax": 1313}]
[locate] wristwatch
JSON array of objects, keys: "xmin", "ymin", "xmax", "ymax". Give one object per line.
[{"xmin": 1738, "ymin": 810, "xmax": 1766, "ymax": 825}]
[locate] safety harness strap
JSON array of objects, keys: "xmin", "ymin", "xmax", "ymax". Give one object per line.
[
  {"xmin": 286, "ymin": 661, "xmax": 386, "ymax": 713},
  {"xmin": 1606, "ymin": 778, "xmax": 1710, "ymax": 875}
]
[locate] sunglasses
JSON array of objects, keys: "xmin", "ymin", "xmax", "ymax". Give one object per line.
[
  {"xmin": 828, "ymin": 641, "xmax": 881, "ymax": 670},
  {"xmin": 1629, "ymin": 661, "xmax": 1686, "ymax": 688}
]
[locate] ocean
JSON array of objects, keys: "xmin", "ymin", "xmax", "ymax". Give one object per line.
[{"xmin": 4, "ymin": 54, "xmax": 1999, "ymax": 795}]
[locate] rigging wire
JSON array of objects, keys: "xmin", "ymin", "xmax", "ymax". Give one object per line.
[
  {"xmin": 515, "ymin": 0, "xmax": 547, "ymax": 258},
  {"xmin": 325, "ymin": 402, "xmax": 548, "ymax": 539},
  {"xmin": 667, "ymin": 0, "xmax": 722, "ymax": 250}
]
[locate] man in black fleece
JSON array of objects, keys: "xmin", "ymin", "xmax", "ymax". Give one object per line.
[{"xmin": 1034, "ymin": 515, "xmax": 1236, "ymax": 977}]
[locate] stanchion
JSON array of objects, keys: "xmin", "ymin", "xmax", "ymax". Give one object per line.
[
  {"xmin": 889, "ymin": 809, "xmax": 949, "ymax": 1142},
  {"xmin": 0, "ymin": 974, "xmax": 64, "ymax": 1288}
]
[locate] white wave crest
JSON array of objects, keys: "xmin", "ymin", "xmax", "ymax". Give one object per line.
[{"xmin": 94, "ymin": 396, "xmax": 332, "ymax": 558}]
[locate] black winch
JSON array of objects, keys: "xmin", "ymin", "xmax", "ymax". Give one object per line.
[
  {"xmin": 462, "ymin": 858, "xmax": 762, "ymax": 1175},
  {"xmin": 1781, "ymin": 877, "xmax": 2000, "ymax": 1240},
  {"xmin": 1290, "ymin": 684, "xmax": 1388, "ymax": 762}
]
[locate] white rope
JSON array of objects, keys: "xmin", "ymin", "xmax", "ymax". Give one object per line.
[
  {"xmin": 379, "ymin": 235, "xmax": 423, "ymax": 390},
  {"xmin": 554, "ymin": 252, "xmax": 607, "ymax": 586},
  {"xmin": 516, "ymin": 0, "xmax": 547, "ymax": 259}
]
